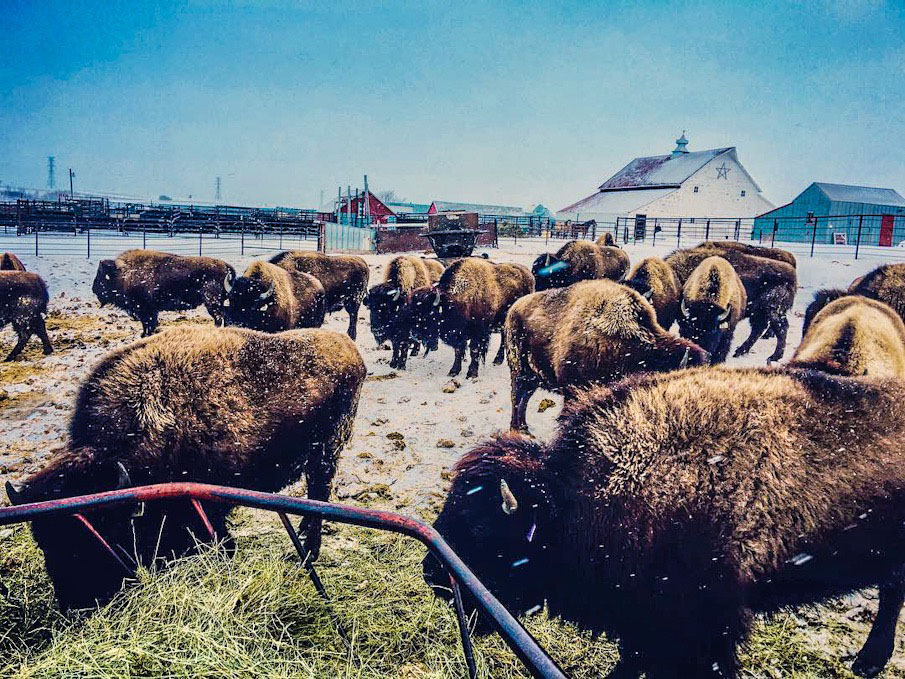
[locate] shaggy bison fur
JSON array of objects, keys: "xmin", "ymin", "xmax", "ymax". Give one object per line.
[
  {"xmin": 269, "ymin": 251, "xmax": 369, "ymax": 339},
  {"xmin": 223, "ymin": 260, "xmax": 325, "ymax": 331},
  {"xmin": 622, "ymin": 256, "xmax": 681, "ymax": 329},
  {"xmin": 0, "ymin": 252, "xmax": 26, "ymax": 271},
  {"xmin": 0, "ymin": 271, "xmax": 53, "ymax": 360},
  {"xmin": 408, "ymin": 257, "xmax": 533, "ymax": 378},
  {"xmin": 504, "ymin": 279, "xmax": 708, "ymax": 431},
  {"xmin": 363, "ymin": 255, "xmax": 444, "ymax": 369},
  {"xmin": 532, "ymin": 240, "xmax": 630, "ymax": 291},
  {"xmin": 425, "ymin": 367, "xmax": 905, "ymax": 678},
  {"xmin": 5, "ymin": 325, "xmax": 365, "ymax": 610},
  {"xmin": 677, "ymin": 256, "xmax": 747, "ymax": 363},
  {"xmin": 92, "ymin": 250, "xmax": 235, "ymax": 336},
  {"xmin": 790, "ymin": 295, "xmax": 905, "ymax": 378}
]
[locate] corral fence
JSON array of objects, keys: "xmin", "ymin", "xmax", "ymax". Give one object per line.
[
  {"xmin": 0, "ymin": 483, "xmax": 566, "ymax": 679},
  {"xmin": 613, "ymin": 213, "xmax": 905, "ymax": 260}
]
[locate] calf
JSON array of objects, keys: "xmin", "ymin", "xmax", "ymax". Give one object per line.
[
  {"xmin": 504, "ymin": 279, "xmax": 708, "ymax": 431},
  {"xmin": 426, "ymin": 366, "xmax": 905, "ymax": 678},
  {"xmin": 92, "ymin": 250, "xmax": 235, "ymax": 336},
  {"xmin": 6, "ymin": 325, "xmax": 365, "ymax": 610},
  {"xmin": 270, "ymin": 251, "xmax": 369, "ymax": 339},
  {"xmin": 677, "ymin": 256, "xmax": 747, "ymax": 363},
  {"xmin": 223, "ymin": 261, "xmax": 325, "ymax": 332},
  {"xmin": 0, "ymin": 271, "xmax": 53, "ymax": 360}
]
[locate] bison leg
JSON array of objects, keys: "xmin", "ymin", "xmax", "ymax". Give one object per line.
[
  {"xmin": 852, "ymin": 574, "xmax": 905, "ymax": 678},
  {"xmin": 4, "ymin": 325, "xmax": 32, "ymax": 361},
  {"xmin": 766, "ymin": 316, "xmax": 789, "ymax": 363},
  {"xmin": 493, "ymin": 330, "xmax": 506, "ymax": 365},
  {"xmin": 732, "ymin": 313, "xmax": 768, "ymax": 358},
  {"xmin": 395, "ymin": 340, "xmax": 410, "ymax": 370},
  {"xmin": 409, "ymin": 342, "xmax": 420, "ymax": 357},
  {"xmin": 389, "ymin": 341, "xmax": 402, "ymax": 369},
  {"xmin": 510, "ymin": 374, "xmax": 537, "ymax": 433},
  {"xmin": 344, "ymin": 298, "xmax": 360, "ymax": 340},
  {"xmin": 139, "ymin": 309, "xmax": 159, "ymax": 337},
  {"xmin": 466, "ymin": 334, "xmax": 488, "ymax": 379},
  {"xmin": 300, "ymin": 445, "xmax": 341, "ymax": 561},
  {"xmin": 34, "ymin": 315, "xmax": 53, "ymax": 355},
  {"xmin": 448, "ymin": 342, "xmax": 466, "ymax": 377},
  {"xmin": 711, "ymin": 331, "xmax": 733, "ymax": 364}
]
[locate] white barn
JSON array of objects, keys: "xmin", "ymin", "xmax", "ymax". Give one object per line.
[{"xmin": 557, "ymin": 134, "xmax": 774, "ymax": 222}]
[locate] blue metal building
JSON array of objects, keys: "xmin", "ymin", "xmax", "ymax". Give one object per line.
[{"xmin": 753, "ymin": 182, "xmax": 905, "ymax": 246}]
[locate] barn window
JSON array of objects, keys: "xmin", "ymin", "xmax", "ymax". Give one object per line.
[
  {"xmin": 693, "ymin": 186, "xmax": 699, "ymax": 193},
  {"xmin": 740, "ymin": 190, "xmax": 746, "ymax": 197}
]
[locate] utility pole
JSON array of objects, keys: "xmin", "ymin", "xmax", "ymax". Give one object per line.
[
  {"xmin": 215, "ymin": 176, "xmax": 222, "ymax": 201},
  {"xmin": 69, "ymin": 169, "xmax": 74, "ymax": 198},
  {"xmin": 47, "ymin": 156, "xmax": 55, "ymax": 189},
  {"xmin": 363, "ymin": 174, "xmax": 370, "ymax": 224}
]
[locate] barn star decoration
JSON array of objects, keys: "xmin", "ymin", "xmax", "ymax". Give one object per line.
[{"xmin": 716, "ymin": 162, "xmax": 730, "ymax": 179}]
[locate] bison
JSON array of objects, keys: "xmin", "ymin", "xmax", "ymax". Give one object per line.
[
  {"xmin": 666, "ymin": 246, "xmax": 797, "ymax": 362},
  {"xmin": 408, "ymin": 257, "xmax": 533, "ymax": 379},
  {"xmin": 5, "ymin": 325, "xmax": 366, "ymax": 611},
  {"xmin": 790, "ymin": 295, "xmax": 905, "ymax": 378},
  {"xmin": 0, "ymin": 271, "xmax": 53, "ymax": 361},
  {"xmin": 92, "ymin": 250, "xmax": 235, "ymax": 336},
  {"xmin": 269, "ymin": 251, "xmax": 369, "ymax": 339},
  {"xmin": 847, "ymin": 263, "xmax": 905, "ymax": 324},
  {"xmin": 425, "ymin": 366, "xmax": 905, "ymax": 678},
  {"xmin": 363, "ymin": 255, "xmax": 444, "ymax": 370},
  {"xmin": 504, "ymin": 279, "xmax": 708, "ymax": 431},
  {"xmin": 621, "ymin": 256, "xmax": 681, "ymax": 329},
  {"xmin": 223, "ymin": 260, "xmax": 325, "ymax": 332},
  {"xmin": 1, "ymin": 252, "xmax": 26, "ymax": 271},
  {"xmin": 596, "ymin": 232, "xmax": 618, "ymax": 248},
  {"xmin": 532, "ymin": 240, "xmax": 630, "ymax": 291},
  {"xmin": 677, "ymin": 256, "xmax": 747, "ymax": 363},
  {"xmin": 697, "ymin": 240, "xmax": 797, "ymax": 268}
]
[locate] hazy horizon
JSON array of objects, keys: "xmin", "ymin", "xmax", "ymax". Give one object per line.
[{"xmin": 2, "ymin": 0, "xmax": 903, "ymax": 211}]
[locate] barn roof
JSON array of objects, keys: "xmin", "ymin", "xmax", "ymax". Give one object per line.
[
  {"xmin": 813, "ymin": 182, "xmax": 905, "ymax": 207},
  {"xmin": 559, "ymin": 187, "xmax": 676, "ymax": 215},
  {"xmin": 598, "ymin": 147, "xmax": 734, "ymax": 190},
  {"xmin": 430, "ymin": 200, "xmax": 527, "ymax": 216}
]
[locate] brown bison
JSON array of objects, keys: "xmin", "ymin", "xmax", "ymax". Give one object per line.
[
  {"xmin": 5, "ymin": 325, "xmax": 365, "ymax": 610},
  {"xmin": 0, "ymin": 252, "xmax": 26, "ymax": 271},
  {"xmin": 666, "ymin": 246, "xmax": 797, "ymax": 362},
  {"xmin": 363, "ymin": 255, "xmax": 444, "ymax": 369},
  {"xmin": 697, "ymin": 240, "xmax": 797, "ymax": 268},
  {"xmin": 622, "ymin": 256, "xmax": 681, "ymax": 329},
  {"xmin": 532, "ymin": 240, "xmax": 630, "ymax": 291},
  {"xmin": 269, "ymin": 251, "xmax": 369, "ymax": 339},
  {"xmin": 425, "ymin": 366, "xmax": 905, "ymax": 678},
  {"xmin": 848, "ymin": 263, "xmax": 905, "ymax": 324},
  {"xmin": 92, "ymin": 250, "xmax": 235, "ymax": 336},
  {"xmin": 504, "ymin": 279, "xmax": 708, "ymax": 431},
  {"xmin": 0, "ymin": 271, "xmax": 53, "ymax": 361},
  {"xmin": 596, "ymin": 232, "xmax": 618, "ymax": 248},
  {"xmin": 677, "ymin": 256, "xmax": 747, "ymax": 363},
  {"xmin": 223, "ymin": 261, "xmax": 325, "ymax": 332},
  {"xmin": 408, "ymin": 257, "xmax": 533, "ymax": 378},
  {"xmin": 790, "ymin": 295, "xmax": 905, "ymax": 378}
]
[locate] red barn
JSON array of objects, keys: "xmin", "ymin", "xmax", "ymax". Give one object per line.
[{"xmin": 338, "ymin": 191, "xmax": 396, "ymax": 224}]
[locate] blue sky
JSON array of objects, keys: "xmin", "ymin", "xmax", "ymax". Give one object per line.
[{"xmin": 1, "ymin": 0, "xmax": 903, "ymax": 209}]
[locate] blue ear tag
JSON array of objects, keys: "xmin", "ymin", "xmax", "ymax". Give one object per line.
[{"xmin": 537, "ymin": 261, "xmax": 570, "ymax": 277}]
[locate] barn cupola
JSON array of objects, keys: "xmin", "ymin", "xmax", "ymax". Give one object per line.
[{"xmin": 671, "ymin": 131, "xmax": 689, "ymax": 157}]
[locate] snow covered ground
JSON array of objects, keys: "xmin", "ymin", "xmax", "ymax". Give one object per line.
[{"xmin": 0, "ymin": 235, "xmax": 895, "ymax": 507}]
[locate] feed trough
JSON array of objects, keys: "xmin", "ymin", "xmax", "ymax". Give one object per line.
[{"xmin": 423, "ymin": 212, "xmax": 482, "ymax": 259}]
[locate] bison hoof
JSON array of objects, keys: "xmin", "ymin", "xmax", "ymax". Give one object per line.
[
  {"xmin": 732, "ymin": 347, "xmax": 748, "ymax": 358},
  {"xmin": 43, "ymin": 348, "xmax": 53, "ymax": 355},
  {"xmin": 852, "ymin": 657, "xmax": 886, "ymax": 678},
  {"xmin": 493, "ymin": 356, "xmax": 504, "ymax": 365}
]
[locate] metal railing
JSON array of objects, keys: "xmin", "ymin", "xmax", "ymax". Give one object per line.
[{"xmin": 0, "ymin": 482, "xmax": 566, "ymax": 679}]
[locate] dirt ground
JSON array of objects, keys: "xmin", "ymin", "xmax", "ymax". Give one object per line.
[{"xmin": 1, "ymin": 238, "xmax": 903, "ymax": 674}]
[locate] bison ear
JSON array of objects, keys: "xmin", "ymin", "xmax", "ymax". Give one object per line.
[
  {"xmin": 5, "ymin": 480, "xmax": 24, "ymax": 505},
  {"xmin": 500, "ymin": 479, "xmax": 518, "ymax": 515}
]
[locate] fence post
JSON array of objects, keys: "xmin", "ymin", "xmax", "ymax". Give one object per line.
[
  {"xmin": 734, "ymin": 219, "xmax": 741, "ymax": 241},
  {"xmin": 676, "ymin": 219, "xmax": 682, "ymax": 248},
  {"xmin": 810, "ymin": 217, "xmax": 818, "ymax": 257},
  {"xmin": 199, "ymin": 229, "xmax": 203, "ymax": 256},
  {"xmin": 771, "ymin": 219, "xmax": 777, "ymax": 248},
  {"xmin": 87, "ymin": 226, "xmax": 91, "ymax": 259},
  {"xmin": 143, "ymin": 225, "xmax": 147, "ymax": 249},
  {"xmin": 855, "ymin": 215, "xmax": 863, "ymax": 260},
  {"xmin": 705, "ymin": 219, "xmax": 711, "ymax": 241},
  {"xmin": 241, "ymin": 227, "xmax": 245, "ymax": 256},
  {"xmin": 279, "ymin": 225, "xmax": 283, "ymax": 251},
  {"xmin": 35, "ymin": 228, "xmax": 38, "ymax": 257}
]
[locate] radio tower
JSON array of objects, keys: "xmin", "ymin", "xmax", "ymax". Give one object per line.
[
  {"xmin": 215, "ymin": 176, "xmax": 222, "ymax": 201},
  {"xmin": 47, "ymin": 156, "xmax": 56, "ymax": 189}
]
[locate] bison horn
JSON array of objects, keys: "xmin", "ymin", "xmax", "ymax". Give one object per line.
[
  {"xmin": 388, "ymin": 288, "xmax": 401, "ymax": 301},
  {"xmin": 717, "ymin": 305, "xmax": 731, "ymax": 322},
  {"xmin": 432, "ymin": 289, "xmax": 442, "ymax": 307},
  {"xmin": 679, "ymin": 347, "xmax": 690, "ymax": 369},
  {"xmin": 223, "ymin": 271, "xmax": 234, "ymax": 293},
  {"xmin": 116, "ymin": 462, "xmax": 132, "ymax": 489},
  {"xmin": 642, "ymin": 289, "xmax": 653, "ymax": 301},
  {"xmin": 258, "ymin": 282, "xmax": 275, "ymax": 302},
  {"xmin": 544, "ymin": 254, "xmax": 551, "ymax": 267},
  {"xmin": 680, "ymin": 298, "xmax": 690, "ymax": 317},
  {"xmin": 500, "ymin": 479, "xmax": 518, "ymax": 515},
  {"xmin": 5, "ymin": 480, "xmax": 23, "ymax": 505}
]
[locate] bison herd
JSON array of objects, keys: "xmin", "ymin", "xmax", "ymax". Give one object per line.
[{"xmin": 4, "ymin": 240, "xmax": 905, "ymax": 678}]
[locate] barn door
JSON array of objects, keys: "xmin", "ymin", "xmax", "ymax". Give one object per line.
[{"xmin": 879, "ymin": 214, "xmax": 894, "ymax": 246}]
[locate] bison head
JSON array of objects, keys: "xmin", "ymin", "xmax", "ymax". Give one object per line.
[
  {"xmin": 677, "ymin": 298, "xmax": 733, "ymax": 358},
  {"xmin": 408, "ymin": 286, "xmax": 444, "ymax": 352},
  {"xmin": 222, "ymin": 275, "xmax": 276, "ymax": 330},
  {"xmin": 92, "ymin": 260, "xmax": 119, "ymax": 307},
  {"xmin": 423, "ymin": 436, "xmax": 554, "ymax": 631},
  {"xmin": 364, "ymin": 283, "xmax": 406, "ymax": 345},
  {"xmin": 531, "ymin": 254, "xmax": 571, "ymax": 291},
  {"xmin": 5, "ymin": 457, "xmax": 140, "ymax": 610}
]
